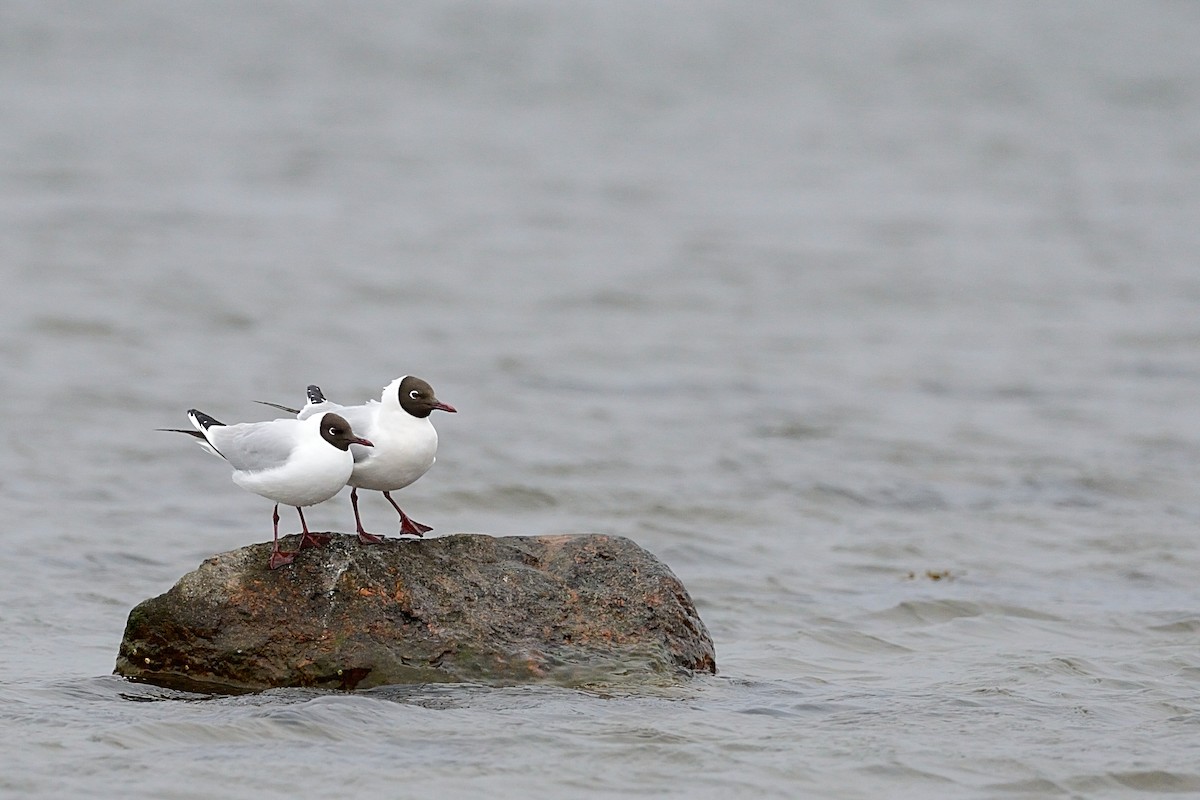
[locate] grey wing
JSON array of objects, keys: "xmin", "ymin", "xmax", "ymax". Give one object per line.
[
  {"xmin": 206, "ymin": 420, "xmax": 298, "ymax": 473},
  {"xmin": 296, "ymin": 399, "xmax": 343, "ymax": 421},
  {"xmin": 333, "ymin": 403, "xmax": 375, "ymax": 433}
]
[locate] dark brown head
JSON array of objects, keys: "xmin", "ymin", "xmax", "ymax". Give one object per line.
[
  {"xmin": 397, "ymin": 375, "xmax": 457, "ymax": 418},
  {"xmin": 318, "ymin": 412, "xmax": 374, "ymax": 451}
]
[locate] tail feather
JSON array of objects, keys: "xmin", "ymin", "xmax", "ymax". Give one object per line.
[
  {"xmin": 158, "ymin": 410, "xmax": 226, "ymax": 459},
  {"xmin": 158, "ymin": 428, "xmax": 204, "ymax": 439},
  {"xmin": 255, "ymin": 400, "xmax": 301, "ymax": 415},
  {"xmin": 254, "ymin": 385, "xmax": 324, "ymax": 417}
]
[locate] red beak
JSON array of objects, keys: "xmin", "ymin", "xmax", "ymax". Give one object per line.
[
  {"xmin": 434, "ymin": 402, "xmax": 457, "ymax": 414},
  {"xmin": 354, "ymin": 437, "xmax": 374, "ymax": 447}
]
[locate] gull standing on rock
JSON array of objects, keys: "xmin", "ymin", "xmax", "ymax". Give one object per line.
[
  {"xmin": 162, "ymin": 410, "xmax": 373, "ymax": 569},
  {"xmin": 260, "ymin": 375, "xmax": 456, "ymax": 543}
]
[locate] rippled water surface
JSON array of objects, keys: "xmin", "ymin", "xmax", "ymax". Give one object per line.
[{"xmin": 5, "ymin": 2, "xmax": 1200, "ymax": 797}]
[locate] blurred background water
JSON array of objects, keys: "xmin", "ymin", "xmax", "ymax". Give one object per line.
[{"xmin": 4, "ymin": 1, "xmax": 1200, "ymax": 797}]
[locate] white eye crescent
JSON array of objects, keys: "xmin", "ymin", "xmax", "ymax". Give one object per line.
[{"xmin": 409, "ymin": 390, "xmax": 420, "ymax": 399}]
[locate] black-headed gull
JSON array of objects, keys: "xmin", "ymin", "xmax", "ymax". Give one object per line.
[
  {"xmin": 260, "ymin": 375, "xmax": 456, "ymax": 543},
  {"xmin": 163, "ymin": 409, "xmax": 373, "ymax": 569}
]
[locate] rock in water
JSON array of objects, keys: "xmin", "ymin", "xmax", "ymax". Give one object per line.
[{"xmin": 115, "ymin": 533, "xmax": 716, "ymax": 693}]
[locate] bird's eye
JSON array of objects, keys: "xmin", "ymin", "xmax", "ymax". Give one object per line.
[
  {"xmin": 328, "ymin": 427, "xmax": 340, "ymax": 436},
  {"xmin": 409, "ymin": 390, "xmax": 420, "ymax": 399}
]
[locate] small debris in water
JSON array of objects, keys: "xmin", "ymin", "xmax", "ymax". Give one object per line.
[{"xmin": 905, "ymin": 569, "xmax": 956, "ymax": 581}]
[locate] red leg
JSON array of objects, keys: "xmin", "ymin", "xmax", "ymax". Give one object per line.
[
  {"xmin": 268, "ymin": 504, "xmax": 295, "ymax": 569},
  {"xmin": 383, "ymin": 491, "xmax": 433, "ymax": 536},
  {"xmin": 352, "ymin": 487, "xmax": 385, "ymax": 545},
  {"xmin": 296, "ymin": 506, "xmax": 331, "ymax": 549}
]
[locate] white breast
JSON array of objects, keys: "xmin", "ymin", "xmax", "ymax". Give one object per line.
[{"xmin": 347, "ymin": 410, "xmax": 439, "ymax": 492}]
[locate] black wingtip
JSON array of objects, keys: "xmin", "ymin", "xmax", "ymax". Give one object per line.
[
  {"xmin": 306, "ymin": 384, "xmax": 326, "ymax": 404},
  {"xmin": 187, "ymin": 409, "xmax": 224, "ymax": 430}
]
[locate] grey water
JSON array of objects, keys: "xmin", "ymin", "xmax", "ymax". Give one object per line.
[{"xmin": 4, "ymin": 2, "xmax": 1200, "ymax": 797}]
